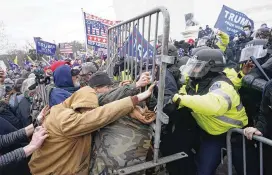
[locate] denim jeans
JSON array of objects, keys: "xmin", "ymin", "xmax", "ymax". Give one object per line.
[{"xmin": 196, "ymin": 132, "xmax": 226, "ymax": 175}]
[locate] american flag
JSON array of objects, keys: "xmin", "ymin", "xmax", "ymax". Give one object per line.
[
  {"xmin": 60, "ymin": 43, "xmax": 73, "ymax": 54},
  {"xmin": 87, "ymin": 22, "xmax": 107, "ymax": 38},
  {"xmin": 84, "ymin": 12, "xmax": 120, "ymax": 47}
]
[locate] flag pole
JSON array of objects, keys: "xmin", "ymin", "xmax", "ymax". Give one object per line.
[
  {"xmin": 41, "ymin": 57, "xmax": 50, "ymax": 66},
  {"xmin": 81, "ymin": 8, "xmax": 88, "ymax": 62}
]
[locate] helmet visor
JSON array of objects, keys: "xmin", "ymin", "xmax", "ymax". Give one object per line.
[
  {"xmin": 181, "ymin": 58, "xmax": 209, "ymax": 78},
  {"xmin": 240, "ymin": 45, "xmax": 267, "ymax": 62}
]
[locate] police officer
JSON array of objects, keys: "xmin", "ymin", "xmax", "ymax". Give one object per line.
[
  {"xmin": 205, "ymin": 25, "xmax": 213, "ymax": 36},
  {"xmin": 172, "ymin": 49, "xmax": 248, "ymax": 175},
  {"xmin": 243, "ymin": 79, "xmax": 272, "ymax": 175},
  {"xmin": 145, "ymin": 43, "xmax": 198, "ymax": 175},
  {"xmin": 198, "ymin": 27, "xmax": 206, "ymax": 39}
]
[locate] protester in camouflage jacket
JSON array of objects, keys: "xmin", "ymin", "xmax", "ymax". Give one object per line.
[{"xmin": 89, "ymin": 72, "xmax": 154, "ymax": 175}]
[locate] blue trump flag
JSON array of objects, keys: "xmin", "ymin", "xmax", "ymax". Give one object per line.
[
  {"xmin": 34, "ymin": 38, "xmax": 56, "ymax": 56},
  {"xmin": 214, "ymin": 5, "xmax": 254, "ymax": 35},
  {"xmin": 119, "ymin": 27, "xmax": 154, "ymax": 61},
  {"xmin": 8, "ymin": 60, "xmax": 19, "ymax": 70}
]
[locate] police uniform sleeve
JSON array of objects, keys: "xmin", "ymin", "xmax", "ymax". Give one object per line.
[
  {"xmin": 223, "ymin": 68, "xmax": 245, "ymax": 90},
  {"xmin": 174, "ymin": 81, "xmax": 235, "ymax": 116},
  {"xmin": 219, "ymin": 32, "xmax": 230, "ymax": 46}
]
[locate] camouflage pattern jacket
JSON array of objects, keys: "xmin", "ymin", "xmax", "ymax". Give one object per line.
[{"xmin": 90, "ymin": 84, "xmax": 153, "ymax": 175}]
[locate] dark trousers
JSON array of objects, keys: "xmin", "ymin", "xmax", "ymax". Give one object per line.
[{"xmin": 196, "ymin": 133, "xmax": 226, "ymax": 175}]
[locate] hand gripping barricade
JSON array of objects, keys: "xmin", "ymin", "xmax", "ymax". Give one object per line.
[
  {"xmin": 105, "ymin": 6, "xmax": 188, "ymax": 175},
  {"xmin": 227, "ymin": 128, "xmax": 272, "ymax": 175}
]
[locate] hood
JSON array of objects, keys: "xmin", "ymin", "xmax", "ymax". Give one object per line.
[
  {"xmin": 21, "ymin": 78, "xmax": 35, "ymax": 94},
  {"xmin": 53, "ymin": 65, "xmax": 74, "ymax": 88},
  {"xmin": 62, "ymin": 86, "xmax": 99, "ymax": 110}
]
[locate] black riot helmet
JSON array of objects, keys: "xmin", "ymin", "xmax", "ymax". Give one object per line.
[
  {"xmin": 255, "ymin": 28, "xmax": 271, "ymax": 40},
  {"xmin": 157, "ymin": 43, "xmax": 178, "ymax": 57},
  {"xmin": 191, "ymin": 46, "xmax": 212, "ymax": 55},
  {"xmin": 182, "ymin": 49, "xmax": 226, "ymax": 78},
  {"xmin": 156, "ymin": 43, "xmax": 178, "ymax": 66},
  {"xmin": 239, "ymin": 39, "xmax": 269, "ymax": 63}
]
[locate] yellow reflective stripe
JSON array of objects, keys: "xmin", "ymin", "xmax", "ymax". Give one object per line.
[
  {"xmin": 210, "ymin": 89, "xmax": 232, "ymax": 111},
  {"xmin": 122, "ymin": 71, "xmax": 125, "ymax": 81},
  {"xmin": 216, "ymin": 116, "xmax": 243, "ymax": 127},
  {"xmin": 236, "ymin": 102, "xmax": 243, "ymax": 111}
]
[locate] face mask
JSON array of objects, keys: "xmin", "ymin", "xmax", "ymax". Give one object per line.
[
  {"xmin": 74, "ymin": 81, "xmax": 81, "ymax": 88},
  {"xmin": 245, "ymin": 30, "xmax": 251, "ymax": 37}
]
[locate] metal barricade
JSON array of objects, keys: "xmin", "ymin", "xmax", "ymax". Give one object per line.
[
  {"xmin": 106, "ymin": 6, "xmax": 188, "ymax": 175},
  {"xmin": 227, "ymin": 128, "xmax": 272, "ymax": 175}
]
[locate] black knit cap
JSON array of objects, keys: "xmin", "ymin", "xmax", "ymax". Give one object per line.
[{"xmin": 89, "ymin": 71, "xmax": 113, "ymax": 88}]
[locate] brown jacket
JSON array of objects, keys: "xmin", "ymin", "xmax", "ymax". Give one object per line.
[{"xmin": 29, "ymin": 87, "xmax": 135, "ymax": 175}]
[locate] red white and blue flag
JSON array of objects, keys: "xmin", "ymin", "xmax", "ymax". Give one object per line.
[{"xmin": 84, "ymin": 12, "xmax": 120, "ymax": 49}]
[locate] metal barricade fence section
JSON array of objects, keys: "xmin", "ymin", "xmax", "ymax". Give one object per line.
[
  {"xmin": 227, "ymin": 128, "xmax": 272, "ymax": 175},
  {"xmin": 106, "ymin": 6, "xmax": 188, "ymax": 175}
]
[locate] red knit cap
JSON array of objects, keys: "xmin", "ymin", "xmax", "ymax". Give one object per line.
[
  {"xmin": 188, "ymin": 38, "xmax": 195, "ymax": 44},
  {"xmin": 50, "ymin": 61, "xmax": 70, "ymax": 72}
]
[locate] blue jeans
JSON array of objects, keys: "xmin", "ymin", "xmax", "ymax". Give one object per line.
[{"xmin": 196, "ymin": 133, "xmax": 226, "ymax": 175}]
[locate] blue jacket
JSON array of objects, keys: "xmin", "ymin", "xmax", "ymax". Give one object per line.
[{"xmin": 49, "ymin": 65, "xmax": 79, "ymax": 107}]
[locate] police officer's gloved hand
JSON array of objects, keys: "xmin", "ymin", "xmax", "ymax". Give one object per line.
[
  {"xmin": 162, "ymin": 96, "xmax": 177, "ymax": 115},
  {"xmin": 172, "ymin": 94, "xmax": 184, "ymax": 109}
]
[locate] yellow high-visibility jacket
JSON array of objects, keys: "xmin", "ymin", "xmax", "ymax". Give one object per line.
[
  {"xmin": 223, "ymin": 67, "xmax": 245, "ymax": 90},
  {"xmin": 216, "ymin": 32, "xmax": 230, "ymax": 52},
  {"xmin": 114, "ymin": 70, "xmax": 132, "ymax": 81},
  {"xmin": 174, "ymin": 80, "xmax": 248, "ymax": 135}
]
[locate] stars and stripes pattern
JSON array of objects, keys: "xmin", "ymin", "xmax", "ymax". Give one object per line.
[
  {"xmin": 60, "ymin": 43, "xmax": 73, "ymax": 54},
  {"xmin": 84, "ymin": 12, "xmax": 120, "ymax": 48}
]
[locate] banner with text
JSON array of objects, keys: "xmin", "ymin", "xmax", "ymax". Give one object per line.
[
  {"xmin": 34, "ymin": 38, "xmax": 57, "ymax": 56},
  {"xmin": 84, "ymin": 12, "xmax": 119, "ymax": 49},
  {"xmin": 119, "ymin": 27, "xmax": 154, "ymax": 61},
  {"xmin": 214, "ymin": 5, "xmax": 254, "ymax": 35}
]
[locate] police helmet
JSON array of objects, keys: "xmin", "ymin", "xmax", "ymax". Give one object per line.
[
  {"xmin": 182, "ymin": 49, "xmax": 226, "ymax": 78},
  {"xmin": 240, "ymin": 39, "xmax": 268, "ymax": 63},
  {"xmin": 191, "ymin": 46, "xmax": 211, "ymax": 55},
  {"xmin": 157, "ymin": 43, "xmax": 178, "ymax": 57},
  {"xmin": 255, "ymin": 28, "xmax": 271, "ymax": 40},
  {"xmin": 156, "ymin": 44, "xmax": 178, "ymax": 66}
]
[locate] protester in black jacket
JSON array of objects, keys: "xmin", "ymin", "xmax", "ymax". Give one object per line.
[
  {"xmin": 0, "ymin": 101, "xmax": 22, "ymax": 129},
  {"xmin": 0, "ymin": 106, "xmax": 49, "ymax": 172}
]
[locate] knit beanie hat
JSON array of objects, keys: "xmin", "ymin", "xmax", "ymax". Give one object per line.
[{"xmin": 88, "ymin": 72, "xmax": 113, "ymax": 88}]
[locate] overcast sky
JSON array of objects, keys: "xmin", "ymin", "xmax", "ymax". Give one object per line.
[
  {"xmin": 0, "ymin": 0, "xmax": 115, "ymax": 53},
  {"xmin": 1, "ymin": 0, "xmax": 272, "ymax": 53}
]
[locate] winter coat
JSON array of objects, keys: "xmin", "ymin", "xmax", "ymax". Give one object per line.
[
  {"xmin": 29, "ymin": 86, "xmax": 136, "ymax": 175},
  {"xmin": 49, "ymin": 65, "xmax": 79, "ymax": 107},
  {"xmin": 91, "ymin": 83, "xmax": 151, "ymax": 175},
  {"xmin": 0, "ymin": 101, "xmax": 22, "ymax": 129}
]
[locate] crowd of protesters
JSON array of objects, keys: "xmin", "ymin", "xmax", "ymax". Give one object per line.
[{"xmin": 0, "ymin": 21, "xmax": 272, "ymax": 175}]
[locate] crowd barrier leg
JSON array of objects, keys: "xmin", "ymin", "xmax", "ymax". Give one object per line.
[{"xmin": 227, "ymin": 128, "xmax": 272, "ymax": 175}]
